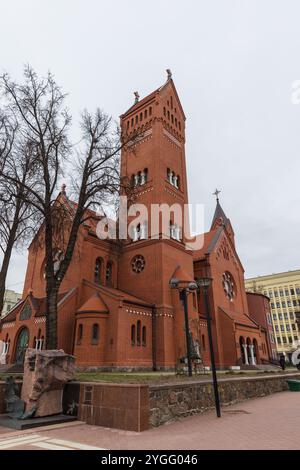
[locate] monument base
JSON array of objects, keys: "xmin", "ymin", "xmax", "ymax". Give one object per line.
[{"xmin": 0, "ymin": 413, "xmax": 77, "ymax": 430}]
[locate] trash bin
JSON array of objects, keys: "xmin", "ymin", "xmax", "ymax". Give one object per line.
[{"xmin": 286, "ymin": 380, "xmax": 300, "ymax": 391}]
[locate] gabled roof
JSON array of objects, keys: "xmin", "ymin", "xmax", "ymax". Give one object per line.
[
  {"xmin": 121, "ymin": 76, "xmax": 186, "ymax": 120},
  {"xmin": 82, "ymin": 279, "xmax": 152, "ymax": 308},
  {"xmin": 218, "ymin": 306, "xmax": 259, "ymax": 329},
  {"xmin": 192, "ymin": 227, "xmax": 223, "ymax": 260},
  {"xmin": 0, "ymin": 289, "xmax": 75, "ymax": 323}
]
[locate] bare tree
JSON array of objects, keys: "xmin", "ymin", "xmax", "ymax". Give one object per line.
[
  {"xmin": 0, "ymin": 66, "xmax": 139, "ymax": 349},
  {"xmin": 0, "ymin": 113, "xmax": 36, "ymax": 315}
]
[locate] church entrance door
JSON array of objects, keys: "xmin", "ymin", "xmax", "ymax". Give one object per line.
[{"xmin": 14, "ymin": 328, "xmax": 29, "ymax": 365}]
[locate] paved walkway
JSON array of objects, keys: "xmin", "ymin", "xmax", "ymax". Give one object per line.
[{"xmin": 0, "ymin": 391, "xmax": 299, "ymax": 450}]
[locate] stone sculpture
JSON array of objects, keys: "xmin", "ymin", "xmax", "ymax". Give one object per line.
[{"xmin": 21, "ymin": 348, "xmax": 75, "ymax": 418}]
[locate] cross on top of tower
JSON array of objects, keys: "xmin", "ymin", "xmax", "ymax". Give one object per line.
[{"xmin": 213, "ymin": 188, "xmax": 221, "ymax": 202}]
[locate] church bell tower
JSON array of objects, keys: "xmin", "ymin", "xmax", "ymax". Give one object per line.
[{"xmin": 118, "ymin": 71, "xmax": 199, "ymax": 369}]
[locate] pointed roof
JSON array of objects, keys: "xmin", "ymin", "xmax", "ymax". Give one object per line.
[
  {"xmin": 121, "ymin": 72, "xmax": 186, "ymax": 120},
  {"xmin": 77, "ymin": 293, "xmax": 108, "ymax": 314},
  {"xmin": 210, "ymin": 199, "xmax": 229, "ymax": 230}
]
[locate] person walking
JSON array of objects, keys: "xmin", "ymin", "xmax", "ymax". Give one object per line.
[{"xmin": 279, "ymin": 353, "xmax": 286, "ymax": 371}]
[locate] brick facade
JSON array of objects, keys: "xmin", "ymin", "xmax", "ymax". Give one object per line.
[{"xmin": 0, "ymin": 76, "xmax": 270, "ymax": 370}]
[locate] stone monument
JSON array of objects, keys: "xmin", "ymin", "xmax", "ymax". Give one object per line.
[{"xmin": 21, "ymin": 348, "xmax": 75, "ymax": 418}]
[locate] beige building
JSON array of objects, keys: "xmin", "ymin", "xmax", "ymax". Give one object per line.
[
  {"xmin": 1, "ymin": 289, "xmax": 22, "ymax": 318},
  {"xmin": 245, "ymin": 269, "xmax": 300, "ymax": 361}
]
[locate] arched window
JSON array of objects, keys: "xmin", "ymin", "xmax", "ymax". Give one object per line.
[
  {"xmin": 177, "ymin": 175, "xmax": 180, "ymax": 190},
  {"xmin": 92, "ymin": 324, "xmax": 99, "ymax": 345},
  {"xmin": 178, "ymin": 122, "xmax": 181, "ymax": 131},
  {"xmin": 77, "ymin": 324, "xmax": 83, "ymax": 345},
  {"xmin": 144, "ymin": 109, "xmax": 148, "ymax": 119},
  {"xmin": 131, "ymin": 324, "xmax": 136, "ymax": 346},
  {"xmin": 94, "ymin": 258, "xmax": 102, "ymax": 284},
  {"xmin": 137, "ymin": 320, "xmax": 141, "ymax": 346},
  {"xmin": 140, "ymin": 112, "xmax": 143, "ymax": 121},
  {"xmin": 135, "ymin": 115, "xmax": 138, "ymax": 124},
  {"xmin": 131, "ymin": 118, "xmax": 134, "ymax": 127},
  {"xmin": 106, "ymin": 261, "xmax": 113, "ymax": 287},
  {"xmin": 167, "ymin": 110, "xmax": 170, "ymax": 120},
  {"xmin": 142, "ymin": 326, "xmax": 146, "ymax": 346},
  {"xmin": 149, "ymin": 107, "xmax": 152, "ymax": 116},
  {"xmin": 202, "ymin": 334, "xmax": 206, "ymax": 351},
  {"xmin": 163, "ymin": 107, "xmax": 166, "ymax": 117}
]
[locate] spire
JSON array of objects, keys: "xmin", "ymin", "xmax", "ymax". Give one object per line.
[{"xmin": 210, "ymin": 189, "xmax": 229, "ymax": 230}]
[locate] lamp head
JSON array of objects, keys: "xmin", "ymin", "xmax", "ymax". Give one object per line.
[
  {"xmin": 169, "ymin": 277, "xmax": 180, "ymax": 289},
  {"xmin": 197, "ymin": 277, "xmax": 212, "ymax": 288},
  {"xmin": 188, "ymin": 281, "xmax": 198, "ymax": 291}
]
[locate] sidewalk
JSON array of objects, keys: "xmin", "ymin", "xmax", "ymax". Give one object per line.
[{"xmin": 0, "ymin": 391, "xmax": 299, "ymax": 450}]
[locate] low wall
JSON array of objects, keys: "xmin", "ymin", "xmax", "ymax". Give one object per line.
[
  {"xmin": 1, "ymin": 373, "xmax": 299, "ymax": 431},
  {"xmin": 149, "ymin": 373, "xmax": 300, "ymax": 427},
  {"xmin": 76, "ymin": 382, "xmax": 149, "ymax": 432}
]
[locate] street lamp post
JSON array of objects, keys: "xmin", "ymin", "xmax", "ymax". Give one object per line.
[
  {"xmin": 179, "ymin": 288, "xmax": 193, "ymax": 377},
  {"xmin": 170, "ymin": 278, "xmax": 198, "ymax": 377},
  {"xmin": 197, "ymin": 277, "xmax": 221, "ymax": 418}
]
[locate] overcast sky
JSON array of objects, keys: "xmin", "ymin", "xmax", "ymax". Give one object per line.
[{"xmin": 1, "ymin": 0, "xmax": 300, "ymax": 293}]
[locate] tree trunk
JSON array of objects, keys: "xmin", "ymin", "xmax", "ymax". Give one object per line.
[
  {"xmin": 0, "ymin": 221, "xmax": 19, "ymax": 315},
  {"xmin": 45, "ymin": 286, "xmax": 59, "ymax": 349}
]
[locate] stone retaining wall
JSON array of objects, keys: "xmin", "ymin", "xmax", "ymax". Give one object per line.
[
  {"xmin": 1, "ymin": 373, "xmax": 299, "ymax": 431},
  {"xmin": 149, "ymin": 373, "xmax": 300, "ymax": 427}
]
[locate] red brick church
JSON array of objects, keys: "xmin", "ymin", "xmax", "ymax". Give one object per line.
[{"xmin": 0, "ymin": 73, "xmax": 274, "ymax": 370}]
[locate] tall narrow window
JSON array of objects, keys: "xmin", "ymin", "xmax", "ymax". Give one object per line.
[
  {"xmin": 106, "ymin": 261, "xmax": 113, "ymax": 287},
  {"xmin": 77, "ymin": 324, "xmax": 83, "ymax": 345},
  {"xmin": 137, "ymin": 320, "xmax": 141, "ymax": 346},
  {"xmin": 149, "ymin": 107, "xmax": 152, "ymax": 116},
  {"xmin": 142, "ymin": 326, "xmax": 146, "ymax": 346},
  {"xmin": 131, "ymin": 324, "xmax": 136, "ymax": 345},
  {"xmin": 202, "ymin": 334, "xmax": 206, "ymax": 350},
  {"xmin": 92, "ymin": 324, "xmax": 99, "ymax": 345},
  {"xmin": 94, "ymin": 258, "xmax": 102, "ymax": 284}
]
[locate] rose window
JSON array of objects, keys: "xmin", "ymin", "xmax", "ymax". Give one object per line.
[
  {"xmin": 131, "ymin": 255, "xmax": 145, "ymax": 273},
  {"xmin": 222, "ymin": 272, "xmax": 235, "ymax": 301}
]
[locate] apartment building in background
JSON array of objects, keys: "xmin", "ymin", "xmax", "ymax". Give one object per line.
[
  {"xmin": 1, "ymin": 289, "xmax": 22, "ymax": 318},
  {"xmin": 245, "ymin": 269, "xmax": 300, "ymax": 361}
]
